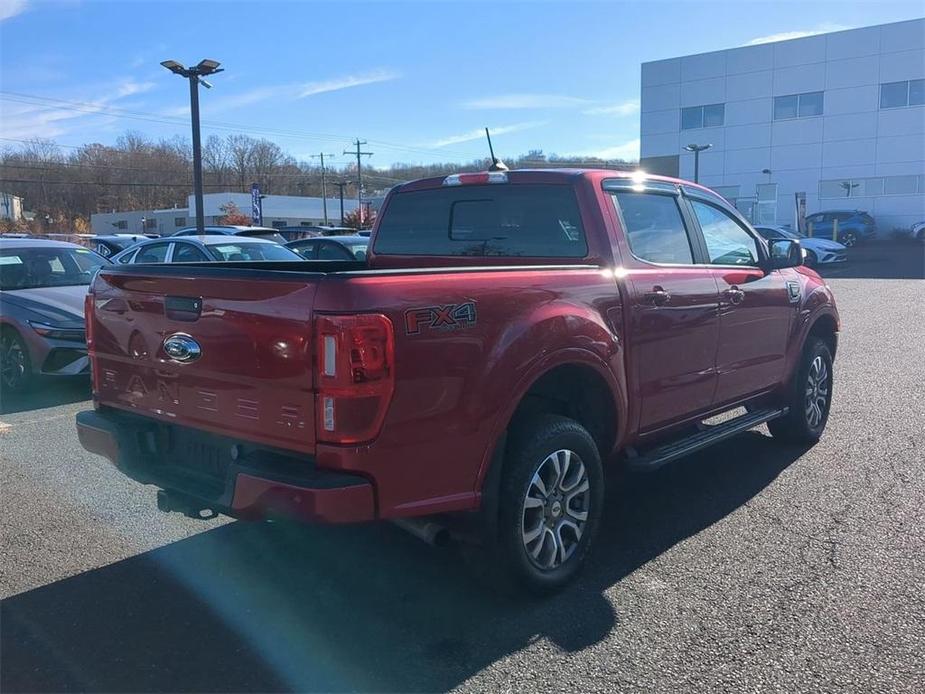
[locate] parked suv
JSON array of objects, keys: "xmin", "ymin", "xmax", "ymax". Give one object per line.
[{"xmin": 805, "ymin": 210, "xmax": 876, "ymax": 247}]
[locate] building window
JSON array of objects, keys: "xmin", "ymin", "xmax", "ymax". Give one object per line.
[
  {"xmin": 271, "ymin": 220, "xmax": 287, "ymax": 228},
  {"xmin": 774, "ymin": 91, "xmax": 824, "ymax": 120},
  {"xmin": 681, "ymin": 103, "xmax": 724, "ymax": 130},
  {"xmin": 880, "ymin": 79, "xmax": 925, "ymax": 109},
  {"xmin": 819, "ymin": 175, "xmax": 922, "ymax": 198},
  {"xmin": 174, "ymin": 217, "xmax": 186, "ymax": 227},
  {"xmin": 113, "ymin": 220, "xmax": 127, "ymax": 230},
  {"xmin": 144, "ymin": 218, "xmax": 157, "ymax": 229}
]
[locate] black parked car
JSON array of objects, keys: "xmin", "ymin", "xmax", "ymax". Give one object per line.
[{"xmin": 285, "ymin": 235, "xmax": 369, "ymax": 261}]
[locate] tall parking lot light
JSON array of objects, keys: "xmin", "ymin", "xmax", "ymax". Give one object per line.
[
  {"xmin": 160, "ymin": 59, "xmax": 223, "ymax": 234},
  {"xmin": 683, "ymin": 143, "xmax": 712, "ymax": 184}
]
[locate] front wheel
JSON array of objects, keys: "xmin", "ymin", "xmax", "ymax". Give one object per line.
[
  {"xmin": 768, "ymin": 337, "xmax": 833, "ymax": 444},
  {"xmin": 0, "ymin": 328, "xmax": 32, "ymax": 393},
  {"xmin": 495, "ymin": 414, "xmax": 604, "ymax": 594}
]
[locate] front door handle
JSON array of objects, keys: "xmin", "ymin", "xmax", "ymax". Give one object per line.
[
  {"xmin": 724, "ymin": 287, "xmax": 746, "ymax": 305},
  {"xmin": 644, "ymin": 286, "xmax": 671, "ymax": 306}
]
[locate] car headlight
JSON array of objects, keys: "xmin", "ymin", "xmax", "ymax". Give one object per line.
[{"xmin": 28, "ymin": 321, "xmax": 86, "ymax": 341}]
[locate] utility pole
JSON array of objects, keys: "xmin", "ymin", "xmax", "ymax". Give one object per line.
[
  {"xmin": 332, "ymin": 180, "xmax": 349, "ymax": 225},
  {"xmin": 310, "ymin": 153, "xmax": 335, "ymax": 225},
  {"xmin": 344, "ymin": 139, "xmax": 372, "ymax": 227}
]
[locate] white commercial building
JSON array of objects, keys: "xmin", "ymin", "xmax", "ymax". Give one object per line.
[
  {"xmin": 639, "ymin": 18, "xmax": 925, "ymax": 232},
  {"xmin": 91, "ymin": 192, "xmax": 359, "ymax": 236}
]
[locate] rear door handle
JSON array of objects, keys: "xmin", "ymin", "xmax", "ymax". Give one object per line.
[
  {"xmin": 644, "ymin": 287, "xmax": 671, "ymax": 306},
  {"xmin": 724, "ymin": 287, "xmax": 745, "ymax": 305}
]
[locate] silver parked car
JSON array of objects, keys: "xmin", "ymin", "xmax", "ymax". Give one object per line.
[
  {"xmin": 110, "ymin": 235, "xmax": 303, "ymax": 264},
  {"xmin": 0, "ymin": 238, "xmax": 109, "ymax": 392}
]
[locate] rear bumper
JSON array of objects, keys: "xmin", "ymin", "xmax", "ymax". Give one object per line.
[{"xmin": 76, "ymin": 408, "xmax": 375, "ymax": 523}]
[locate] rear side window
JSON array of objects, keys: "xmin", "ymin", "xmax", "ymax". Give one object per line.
[
  {"xmin": 134, "ymin": 243, "xmax": 170, "ymax": 264},
  {"xmin": 173, "ymin": 243, "xmax": 209, "ymax": 263},
  {"xmin": 374, "ymin": 184, "xmax": 587, "ymax": 257},
  {"xmin": 612, "ymin": 192, "xmax": 694, "ymax": 264}
]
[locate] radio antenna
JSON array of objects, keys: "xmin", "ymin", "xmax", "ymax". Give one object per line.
[{"xmin": 485, "ymin": 127, "xmax": 509, "ymax": 172}]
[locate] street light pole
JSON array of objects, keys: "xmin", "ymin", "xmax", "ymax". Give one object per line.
[
  {"xmin": 188, "ymin": 75, "xmax": 205, "ymax": 234},
  {"xmin": 683, "ymin": 143, "xmax": 712, "ymax": 184},
  {"xmin": 161, "ymin": 59, "xmax": 223, "ymax": 235}
]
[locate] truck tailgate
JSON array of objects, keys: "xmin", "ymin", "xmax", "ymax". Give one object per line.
[{"xmin": 89, "ymin": 267, "xmax": 320, "ymax": 454}]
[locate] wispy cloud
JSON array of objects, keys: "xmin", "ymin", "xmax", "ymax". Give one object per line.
[
  {"xmin": 426, "ymin": 121, "xmax": 546, "ymax": 148},
  {"xmin": 462, "ymin": 93, "xmax": 590, "ymax": 110},
  {"xmin": 0, "ymin": 79, "xmax": 158, "ymax": 140},
  {"xmin": 0, "ymin": 0, "xmax": 29, "ymax": 22},
  {"xmin": 574, "ymin": 138, "xmax": 640, "ymax": 162},
  {"xmin": 297, "ymin": 69, "xmax": 398, "ymax": 98},
  {"xmin": 583, "ymin": 99, "xmax": 640, "ymax": 117},
  {"xmin": 747, "ymin": 23, "xmax": 849, "ymax": 45},
  {"xmin": 163, "ymin": 68, "xmax": 400, "ymax": 117}
]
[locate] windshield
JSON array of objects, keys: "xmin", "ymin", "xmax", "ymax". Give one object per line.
[
  {"xmin": 207, "ymin": 242, "xmax": 301, "ymax": 261},
  {"xmin": 0, "ymin": 246, "xmax": 108, "ymax": 290}
]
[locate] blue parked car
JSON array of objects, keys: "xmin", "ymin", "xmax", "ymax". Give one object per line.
[{"xmin": 804, "ymin": 210, "xmax": 876, "ymax": 247}]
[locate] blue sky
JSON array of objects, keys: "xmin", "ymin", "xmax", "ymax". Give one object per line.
[{"xmin": 1, "ymin": 0, "xmax": 922, "ymax": 168}]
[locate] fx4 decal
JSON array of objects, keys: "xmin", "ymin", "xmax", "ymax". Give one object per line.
[
  {"xmin": 786, "ymin": 280, "xmax": 801, "ymax": 303},
  {"xmin": 405, "ymin": 302, "xmax": 477, "ymax": 335}
]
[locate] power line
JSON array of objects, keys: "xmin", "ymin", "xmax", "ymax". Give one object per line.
[{"xmin": 0, "ymin": 91, "xmax": 488, "ymax": 160}]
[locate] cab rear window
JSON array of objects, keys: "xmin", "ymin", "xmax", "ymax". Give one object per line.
[{"xmin": 373, "ymin": 184, "xmax": 587, "ymax": 257}]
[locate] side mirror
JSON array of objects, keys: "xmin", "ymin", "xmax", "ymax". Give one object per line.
[{"xmin": 765, "ymin": 238, "xmax": 803, "ymax": 269}]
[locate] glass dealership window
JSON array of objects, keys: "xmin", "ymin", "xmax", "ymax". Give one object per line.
[
  {"xmin": 880, "ymin": 80, "xmax": 924, "ymax": 109},
  {"xmin": 681, "ymin": 103, "xmax": 724, "ymax": 130},
  {"xmin": 884, "ymin": 175, "xmax": 917, "ymax": 195},
  {"xmin": 774, "ymin": 92, "xmax": 823, "ymax": 119}
]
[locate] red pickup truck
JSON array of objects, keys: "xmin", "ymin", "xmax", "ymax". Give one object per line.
[{"xmin": 76, "ymin": 169, "xmax": 839, "ymax": 592}]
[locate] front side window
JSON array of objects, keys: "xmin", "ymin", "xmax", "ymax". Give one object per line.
[
  {"xmin": 691, "ymin": 200, "xmax": 760, "ymax": 266},
  {"xmin": 612, "ymin": 192, "xmax": 693, "ymax": 265},
  {"xmin": 134, "ymin": 243, "xmax": 170, "ymax": 264},
  {"xmin": 374, "ymin": 184, "xmax": 588, "ymax": 257},
  {"xmin": 172, "ymin": 243, "xmax": 209, "ymax": 263}
]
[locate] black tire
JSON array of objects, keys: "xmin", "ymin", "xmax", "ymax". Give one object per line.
[
  {"xmin": 768, "ymin": 337, "xmax": 833, "ymax": 444},
  {"xmin": 804, "ymin": 249, "xmax": 818, "ymax": 268},
  {"xmin": 0, "ymin": 327, "xmax": 33, "ymax": 394},
  {"xmin": 494, "ymin": 414, "xmax": 604, "ymax": 594}
]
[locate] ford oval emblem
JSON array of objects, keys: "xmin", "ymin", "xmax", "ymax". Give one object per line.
[{"xmin": 163, "ymin": 333, "xmax": 202, "ymax": 363}]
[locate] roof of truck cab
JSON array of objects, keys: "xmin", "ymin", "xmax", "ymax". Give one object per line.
[{"xmin": 394, "ymin": 168, "xmax": 697, "ymax": 193}]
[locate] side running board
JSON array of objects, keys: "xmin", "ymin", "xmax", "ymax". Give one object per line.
[{"xmin": 627, "ymin": 407, "xmax": 787, "ymax": 472}]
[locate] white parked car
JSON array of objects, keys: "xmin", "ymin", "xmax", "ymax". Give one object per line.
[{"xmin": 754, "ymin": 226, "xmax": 847, "ymax": 268}]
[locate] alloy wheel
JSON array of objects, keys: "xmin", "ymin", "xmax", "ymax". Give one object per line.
[
  {"xmin": 521, "ymin": 449, "xmax": 591, "ymax": 570},
  {"xmin": 0, "ymin": 334, "xmax": 27, "ymax": 390},
  {"xmin": 842, "ymin": 232, "xmax": 858, "ymax": 248},
  {"xmin": 804, "ymin": 355, "xmax": 830, "ymax": 429}
]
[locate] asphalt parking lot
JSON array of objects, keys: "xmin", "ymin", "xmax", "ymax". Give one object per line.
[{"xmin": 1, "ymin": 243, "xmax": 923, "ymax": 693}]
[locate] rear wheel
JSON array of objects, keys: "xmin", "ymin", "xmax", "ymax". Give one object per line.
[
  {"xmin": 495, "ymin": 415, "xmax": 604, "ymax": 594},
  {"xmin": 768, "ymin": 337, "xmax": 833, "ymax": 444},
  {"xmin": 840, "ymin": 231, "xmax": 859, "ymax": 248},
  {"xmin": 0, "ymin": 328, "xmax": 32, "ymax": 393}
]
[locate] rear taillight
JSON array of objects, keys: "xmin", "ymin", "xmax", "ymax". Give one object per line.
[
  {"xmin": 315, "ymin": 314, "xmax": 395, "ymax": 444},
  {"xmin": 85, "ymin": 292, "xmax": 100, "ymax": 393}
]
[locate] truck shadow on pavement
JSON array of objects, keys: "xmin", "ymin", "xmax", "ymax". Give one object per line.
[
  {"xmin": 0, "ymin": 379, "xmax": 90, "ymax": 415},
  {"xmin": 818, "ymin": 242, "xmax": 924, "ymax": 280},
  {"xmin": 1, "ymin": 432, "xmax": 807, "ymax": 693}
]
